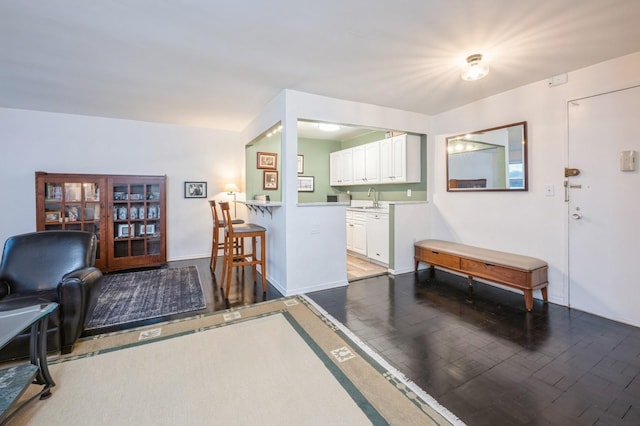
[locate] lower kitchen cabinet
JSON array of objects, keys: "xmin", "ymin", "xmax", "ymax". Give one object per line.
[
  {"xmin": 346, "ymin": 209, "xmax": 389, "ymax": 264},
  {"xmin": 366, "ymin": 212, "xmax": 389, "ymax": 264},
  {"xmin": 346, "ymin": 210, "xmax": 367, "ymax": 256}
]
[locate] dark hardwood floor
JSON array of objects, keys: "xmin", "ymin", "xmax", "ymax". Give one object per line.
[
  {"xmin": 91, "ymin": 258, "xmax": 640, "ymax": 425},
  {"xmin": 308, "ymin": 269, "xmax": 640, "ymax": 426}
]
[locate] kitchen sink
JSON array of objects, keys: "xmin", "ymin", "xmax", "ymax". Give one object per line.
[{"xmin": 348, "ymin": 206, "xmax": 388, "ymax": 212}]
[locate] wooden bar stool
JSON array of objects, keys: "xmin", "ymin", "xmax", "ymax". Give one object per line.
[
  {"xmin": 219, "ymin": 201, "xmax": 267, "ymax": 299},
  {"xmin": 208, "ymin": 200, "xmax": 243, "ymax": 273}
]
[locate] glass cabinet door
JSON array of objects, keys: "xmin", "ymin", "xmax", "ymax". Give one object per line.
[
  {"xmin": 109, "ymin": 176, "xmax": 165, "ymax": 269},
  {"xmin": 38, "ymin": 174, "xmax": 106, "ymax": 269}
]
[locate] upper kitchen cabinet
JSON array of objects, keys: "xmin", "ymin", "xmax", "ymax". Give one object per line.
[
  {"xmin": 330, "ymin": 133, "xmax": 422, "ymax": 186},
  {"xmin": 353, "ymin": 141, "xmax": 380, "ymax": 184},
  {"xmin": 380, "ymin": 134, "xmax": 421, "ymax": 183},
  {"xmin": 330, "ymin": 148, "xmax": 353, "ymax": 186}
]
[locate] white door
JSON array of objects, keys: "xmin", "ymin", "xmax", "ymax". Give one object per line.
[{"xmin": 567, "ymin": 85, "xmax": 640, "ymax": 327}]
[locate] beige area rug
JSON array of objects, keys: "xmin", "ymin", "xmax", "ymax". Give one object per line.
[{"xmin": 7, "ymin": 296, "xmax": 463, "ymax": 425}]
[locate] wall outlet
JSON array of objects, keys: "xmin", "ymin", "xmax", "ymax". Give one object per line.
[{"xmin": 407, "ymin": 189, "xmax": 412, "ymax": 197}]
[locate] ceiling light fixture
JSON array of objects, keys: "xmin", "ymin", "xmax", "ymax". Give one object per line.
[
  {"xmin": 318, "ymin": 123, "xmax": 340, "ymax": 132},
  {"xmin": 461, "ymin": 54, "xmax": 489, "ymax": 81}
]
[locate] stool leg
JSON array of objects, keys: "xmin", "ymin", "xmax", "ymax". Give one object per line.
[
  {"xmin": 260, "ymin": 233, "xmax": 267, "ymax": 293},
  {"xmin": 252, "ymin": 236, "xmax": 257, "ymax": 282},
  {"xmin": 212, "ymin": 228, "xmax": 220, "ymax": 272},
  {"xmin": 220, "ymin": 232, "xmax": 229, "ymax": 291},
  {"xmin": 225, "ymin": 238, "xmax": 233, "ymax": 299}
]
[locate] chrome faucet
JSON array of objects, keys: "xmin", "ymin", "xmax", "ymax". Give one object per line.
[{"xmin": 367, "ymin": 187, "xmax": 379, "ymax": 208}]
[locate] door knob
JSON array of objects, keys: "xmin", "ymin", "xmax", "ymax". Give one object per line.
[{"xmin": 572, "ymin": 212, "xmax": 582, "ymax": 220}]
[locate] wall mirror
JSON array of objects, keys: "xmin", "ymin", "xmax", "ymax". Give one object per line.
[{"xmin": 446, "ymin": 121, "xmax": 527, "ymax": 191}]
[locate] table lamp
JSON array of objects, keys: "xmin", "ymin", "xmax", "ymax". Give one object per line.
[{"xmin": 225, "ymin": 183, "xmax": 239, "ymax": 217}]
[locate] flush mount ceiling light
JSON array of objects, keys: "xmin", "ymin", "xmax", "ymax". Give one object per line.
[
  {"xmin": 318, "ymin": 123, "xmax": 340, "ymax": 132},
  {"xmin": 461, "ymin": 53, "xmax": 489, "ymax": 81}
]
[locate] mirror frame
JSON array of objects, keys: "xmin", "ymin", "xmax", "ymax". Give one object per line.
[{"xmin": 446, "ymin": 121, "xmax": 528, "ymax": 192}]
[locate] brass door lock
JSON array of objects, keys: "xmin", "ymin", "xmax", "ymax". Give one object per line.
[{"xmin": 564, "ymin": 167, "xmax": 581, "ymax": 177}]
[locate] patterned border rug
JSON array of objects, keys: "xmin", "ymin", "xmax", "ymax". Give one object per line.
[
  {"xmin": 10, "ymin": 296, "xmax": 463, "ymax": 425},
  {"xmin": 85, "ymin": 266, "xmax": 206, "ymax": 330}
]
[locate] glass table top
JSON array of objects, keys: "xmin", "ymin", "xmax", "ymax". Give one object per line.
[{"xmin": 0, "ymin": 303, "xmax": 59, "ymax": 349}]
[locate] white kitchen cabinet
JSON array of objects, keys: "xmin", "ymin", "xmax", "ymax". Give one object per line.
[
  {"xmin": 380, "ymin": 134, "xmax": 421, "ymax": 183},
  {"xmin": 330, "ymin": 148, "xmax": 353, "ymax": 186},
  {"xmin": 353, "ymin": 141, "xmax": 380, "ymax": 184},
  {"xmin": 366, "ymin": 212, "xmax": 389, "ymax": 264},
  {"xmin": 346, "ymin": 210, "xmax": 367, "ymax": 255}
]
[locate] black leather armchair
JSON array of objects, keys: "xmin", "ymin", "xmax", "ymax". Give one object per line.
[{"xmin": 0, "ymin": 231, "xmax": 103, "ymax": 360}]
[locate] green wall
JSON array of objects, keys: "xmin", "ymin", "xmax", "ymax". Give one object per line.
[
  {"xmin": 245, "ymin": 128, "xmax": 282, "ymax": 202},
  {"xmin": 297, "ymin": 138, "xmax": 341, "ymax": 203}
]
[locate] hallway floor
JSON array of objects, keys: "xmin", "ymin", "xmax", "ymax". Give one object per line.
[{"xmin": 308, "ymin": 269, "xmax": 640, "ymax": 425}]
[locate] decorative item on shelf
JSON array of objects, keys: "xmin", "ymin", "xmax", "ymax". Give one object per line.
[
  {"xmin": 257, "ymin": 152, "xmax": 277, "ymax": 170},
  {"xmin": 117, "ymin": 223, "xmax": 134, "ymax": 238},
  {"xmin": 263, "ymin": 171, "xmax": 278, "ymax": 190},
  {"xmin": 139, "ymin": 223, "xmax": 156, "ymax": 236},
  {"xmin": 148, "ymin": 205, "xmax": 158, "ymax": 219},
  {"xmin": 184, "ymin": 181, "xmax": 207, "ymax": 198},
  {"xmin": 65, "ymin": 206, "xmax": 80, "ymax": 221},
  {"xmin": 138, "ymin": 206, "xmax": 145, "ymax": 219},
  {"xmin": 113, "ymin": 192, "xmax": 125, "ymax": 200},
  {"xmin": 224, "ymin": 182, "xmax": 239, "ymax": 218},
  {"xmin": 297, "ymin": 155, "xmax": 304, "ymax": 174},
  {"xmin": 130, "ymin": 207, "xmax": 138, "ymax": 220},
  {"xmin": 461, "ymin": 53, "xmax": 489, "ymax": 81},
  {"xmin": 117, "ymin": 206, "xmax": 127, "ymax": 220},
  {"xmin": 297, "ymin": 176, "xmax": 314, "ymax": 192},
  {"xmin": 45, "ymin": 211, "xmax": 61, "ymax": 223}
]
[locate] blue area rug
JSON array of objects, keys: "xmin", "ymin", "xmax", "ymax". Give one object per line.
[{"xmin": 85, "ymin": 266, "xmax": 206, "ymax": 329}]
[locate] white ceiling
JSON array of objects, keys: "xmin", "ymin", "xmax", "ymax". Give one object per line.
[{"xmin": 1, "ymin": 1, "xmax": 640, "ymax": 131}]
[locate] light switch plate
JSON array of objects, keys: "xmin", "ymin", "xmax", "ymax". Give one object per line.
[{"xmin": 620, "ymin": 150, "xmax": 638, "ymax": 171}]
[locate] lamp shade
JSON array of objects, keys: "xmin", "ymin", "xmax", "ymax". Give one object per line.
[
  {"xmin": 224, "ymin": 183, "xmax": 239, "ymax": 193},
  {"xmin": 461, "ymin": 54, "xmax": 489, "ymax": 81}
]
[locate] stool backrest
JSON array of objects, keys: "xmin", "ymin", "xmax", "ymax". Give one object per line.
[
  {"xmin": 209, "ymin": 200, "xmax": 222, "ymax": 229},
  {"xmin": 218, "ymin": 201, "xmax": 232, "ymax": 232}
]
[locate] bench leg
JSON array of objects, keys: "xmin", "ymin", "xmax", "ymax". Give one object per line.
[
  {"xmin": 414, "ymin": 258, "xmax": 419, "ymax": 273},
  {"xmin": 541, "ymin": 286, "xmax": 548, "ymax": 303},
  {"xmin": 467, "ymin": 275, "xmax": 473, "ymax": 287},
  {"xmin": 524, "ymin": 290, "xmax": 534, "ymax": 311}
]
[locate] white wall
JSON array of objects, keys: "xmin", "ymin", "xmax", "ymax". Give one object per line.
[
  {"xmin": 243, "ymin": 90, "xmax": 432, "ymax": 295},
  {"xmin": 430, "ymin": 51, "xmax": 640, "ymax": 306},
  {"xmin": 0, "ymin": 108, "xmax": 244, "ymax": 261}
]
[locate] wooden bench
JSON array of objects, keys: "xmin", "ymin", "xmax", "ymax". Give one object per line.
[{"xmin": 414, "ymin": 239, "xmax": 548, "ymax": 311}]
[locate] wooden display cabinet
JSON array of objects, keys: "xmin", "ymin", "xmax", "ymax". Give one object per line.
[{"xmin": 36, "ymin": 172, "xmax": 166, "ymax": 272}]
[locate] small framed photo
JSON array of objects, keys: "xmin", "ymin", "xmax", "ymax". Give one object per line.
[
  {"xmin": 117, "ymin": 223, "xmax": 134, "ymax": 238},
  {"xmin": 184, "ymin": 181, "xmax": 207, "ymax": 198},
  {"xmin": 297, "ymin": 155, "xmax": 304, "ymax": 174},
  {"xmin": 257, "ymin": 152, "xmax": 277, "ymax": 170},
  {"xmin": 297, "ymin": 176, "xmax": 315, "ymax": 192},
  {"xmin": 139, "ymin": 224, "xmax": 156, "ymax": 235},
  {"xmin": 263, "ymin": 171, "xmax": 278, "ymax": 190},
  {"xmin": 45, "ymin": 211, "xmax": 61, "ymax": 223}
]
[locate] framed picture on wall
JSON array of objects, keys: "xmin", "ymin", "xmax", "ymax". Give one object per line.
[
  {"xmin": 257, "ymin": 152, "xmax": 277, "ymax": 170},
  {"xmin": 263, "ymin": 171, "xmax": 278, "ymax": 190},
  {"xmin": 297, "ymin": 155, "xmax": 304, "ymax": 173},
  {"xmin": 184, "ymin": 181, "xmax": 207, "ymax": 198},
  {"xmin": 297, "ymin": 176, "xmax": 314, "ymax": 192}
]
